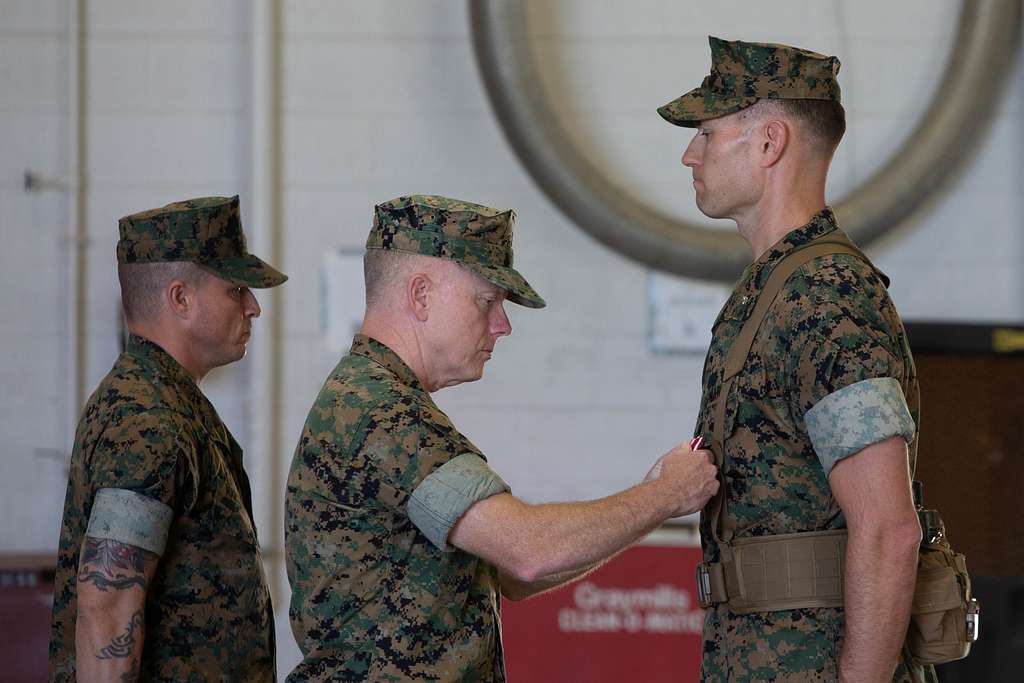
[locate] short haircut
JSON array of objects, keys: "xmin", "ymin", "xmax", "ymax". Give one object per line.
[
  {"xmin": 117, "ymin": 261, "xmax": 203, "ymax": 323},
  {"xmin": 363, "ymin": 248, "xmax": 416, "ymax": 307},
  {"xmin": 751, "ymin": 98, "xmax": 846, "ymax": 154}
]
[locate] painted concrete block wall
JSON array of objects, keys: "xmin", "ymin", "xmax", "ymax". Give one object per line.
[
  {"xmin": 0, "ymin": 0, "xmax": 73, "ymax": 553},
  {"xmin": 0, "ymin": 0, "xmax": 1020, "ymax": 676},
  {"xmin": 79, "ymin": 0, "xmax": 269, "ymax": 540},
  {"xmin": 0, "ymin": 0, "xmax": 259, "ymax": 551}
]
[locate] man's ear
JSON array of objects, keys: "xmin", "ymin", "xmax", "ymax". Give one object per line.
[
  {"xmin": 166, "ymin": 279, "xmax": 194, "ymax": 320},
  {"xmin": 760, "ymin": 119, "xmax": 789, "ymax": 167},
  {"xmin": 408, "ymin": 273, "xmax": 432, "ymax": 322}
]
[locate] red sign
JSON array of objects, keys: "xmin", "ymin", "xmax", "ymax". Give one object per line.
[{"xmin": 501, "ymin": 544, "xmax": 704, "ymax": 682}]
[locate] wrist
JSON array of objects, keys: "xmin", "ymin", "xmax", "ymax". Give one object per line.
[{"xmin": 642, "ymin": 477, "xmax": 678, "ymax": 520}]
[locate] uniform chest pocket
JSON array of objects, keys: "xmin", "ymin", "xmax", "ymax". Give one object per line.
[
  {"xmin": 191, "ymin": 444, "xmax": 258, "ymax": 547},
  {"xmin": 719, "ymin": 357, "xmax": 785, "ymax": 443},
  {"xmin": 712, "ymin": 288, "xmax": 756, "ymax": 331}
]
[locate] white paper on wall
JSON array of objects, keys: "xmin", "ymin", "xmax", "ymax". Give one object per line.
[{"xmin": 647, "ymin": 272, "xmax": 730, "ymax": 355}]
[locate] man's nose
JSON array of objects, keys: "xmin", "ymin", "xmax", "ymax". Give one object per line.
[
  {"xmin": 682, "ymin": 134, "xmax": 701, "ymax": 168},
  {"xmin": 491, "ymin": 303, "xmax": 512, "ymax": 337},
  {"xmin": 243, "ymin": 288, "xmax": 262, "ymax": 318}
]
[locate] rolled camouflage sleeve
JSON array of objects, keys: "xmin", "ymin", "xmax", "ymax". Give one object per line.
[
  {"xmin": 86, "ymin": 488, "xmax": 174, "ymax": 555},
  {"xmin": 805, "ymin": 377, "xmax": 915, "ymax": 475},
  {"xmin": 407, "ymin": 453, "xmax": 510, "ymax": 551}
]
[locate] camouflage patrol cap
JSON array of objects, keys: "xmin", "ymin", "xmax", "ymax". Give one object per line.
[
  {"xmin": 658, "ymin": 36, "xmax": 842, "ymax": 127},
  {"xmin": 367, "ymin": 194, "xmax": 545, "ymax": 309},
  {"xmin": 116, "ymin": 195, "xmax": 287, "ymax": 288}
]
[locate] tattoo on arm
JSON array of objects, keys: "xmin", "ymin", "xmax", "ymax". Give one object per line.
[
  {"xmin": 78, "ymin": 537, "xmax": 158, "ymax": 592},
  {"xmin": 96, "ymin": 608, "xmax": 144, "ymax": 660}
]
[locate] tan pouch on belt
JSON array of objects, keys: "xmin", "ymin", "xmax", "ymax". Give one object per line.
[{"xmin": 906, "ymin": 518, "xmax": 978, "ymax": 665}]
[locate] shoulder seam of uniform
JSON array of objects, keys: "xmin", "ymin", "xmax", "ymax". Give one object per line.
[
  {"xmin": 105, "ymin": 367, "xmax": 202, "ymax": 420},
  {"xmin": 794, "ymin": 251, "xmax": 873, "ymax": 278}
]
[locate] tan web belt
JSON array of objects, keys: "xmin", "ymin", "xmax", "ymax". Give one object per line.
[{"xmin": 696, "ymin": 529, "xmax": 848, "ymax": 614}]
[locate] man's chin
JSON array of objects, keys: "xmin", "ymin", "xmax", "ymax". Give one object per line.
[
  {"xmin": 222, "ymin": 344, "xmax": 248, "ymax": 366},
  {"xmin": 695, "ymin": 200, "xmax": 727, "ymax": 220},
  {"xmin": 444, "ymin": 368, "xmax": 485, "ymax": 388}
]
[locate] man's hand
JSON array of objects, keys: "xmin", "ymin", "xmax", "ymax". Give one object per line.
[{"xmin": 644, "ymin": 441, "xmax": 719, "ymax": 517}]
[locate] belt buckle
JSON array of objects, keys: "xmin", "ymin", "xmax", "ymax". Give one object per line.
[{"xmin": 696, "ymin": 562, "xmax": 713, "ymax": 608}]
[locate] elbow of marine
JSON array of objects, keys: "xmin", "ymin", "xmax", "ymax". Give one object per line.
[
  {"xmin": 899, "ymin": 516, "xmax": 924, "ymax": 550},
  {"xmin": 875, "ymin": 512, "xmax": 924, "ymax": 554},
  {"xmin": 501, "ymin": 539, "xmax": 561, "ymax": 583},
  {"xmin": 504, "ymin": 555, "xmax": 545, "ymax": 584}
]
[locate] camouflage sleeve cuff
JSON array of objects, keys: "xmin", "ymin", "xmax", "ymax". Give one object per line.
[
  {"xmin": 85, "ymin": 487, "xmax": 174, "ymax": 556},
  {"xmin": 407, "ymin": 453, "xmax": 510, "ymax": 552},
  {"xmin": 805, "ymin": 377, "xmax": 915, "ymax": 477}
]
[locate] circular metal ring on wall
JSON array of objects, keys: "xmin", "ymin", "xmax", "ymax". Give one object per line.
[{"xmin": 470, "ymin": 1, "xmax": 1021, "ymax": 282}]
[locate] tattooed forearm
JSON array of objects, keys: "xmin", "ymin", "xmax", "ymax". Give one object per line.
[
  {"xmin": 78, "ymin": 537, "xmax": 158, "ymax": 592},
  {"xmin": 96, "ymin": 609, "xmax": 144, "ymax": 660},
  {"xmin": 82, "ymin": 537, "xmax": 152, "ymax": 574},
  {"xmin": 76, "ymin": 538, "xmax": 157, "ymax": 682},
  {"xmin": 77, "ymin": 571, "xmax": 147, "ymax": 591}
]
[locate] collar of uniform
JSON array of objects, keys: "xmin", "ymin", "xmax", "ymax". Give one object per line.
[
  {"xmin": 744, "ymin": 206, "xmax": 839, "ymax": 296},
  {"xmin": 124, "ymin": 333, "xmax": 218, "ymax": 429},
  {"xmin": 125, "ymin": 334, "xmax": 200, "ymax": 391},
  {"xmin": 350, "ymin": 333, "xmax": 425, "ymax": 392}
]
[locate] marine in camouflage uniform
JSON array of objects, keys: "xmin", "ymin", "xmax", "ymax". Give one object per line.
[
  {"xmin": 285, "ymin": 195, "xmax": 720, "ymax": 681},
  {"xmin": 285, "ymin": 196, "xmax": 542, "ymax": 682},
  {"xmin": 49, "ymin": 196, "xmax": 286, "ymax": 682},
  {"xmin": 286, "ymin": 334, "xmax": 508, "ymax": 681},
  {"xmin": 659, "ymin": 38, "xmax": 936, "ymax": 681}
]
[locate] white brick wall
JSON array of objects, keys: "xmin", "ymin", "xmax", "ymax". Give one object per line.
[
  {"xmin": 0, "ymin": 0, "xmax": 1019, "ymax": 675},
  {"xmin": 0, "ymin": 0, "xmax": 72, "ymax": 554}
]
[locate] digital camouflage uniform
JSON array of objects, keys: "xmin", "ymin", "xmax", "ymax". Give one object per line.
[
  {"xmin": 287, "ymin": 335, "xmax": 508, "ymax": 682},
  {"xmin": 285, "ymin": 196, "xmax": 544, "ymax": 682},
  {"xmin": 660, "ymin": 40, "xmax": 936, "ymax": 682},
  {"xmin": 49, "ymin": 196, "xmax": 286, "ymax": 682}
]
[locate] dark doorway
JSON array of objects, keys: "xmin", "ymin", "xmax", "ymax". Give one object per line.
[{"xmin": 907, "ymin": 323, "xmax": 1024, "ymax": 682}]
